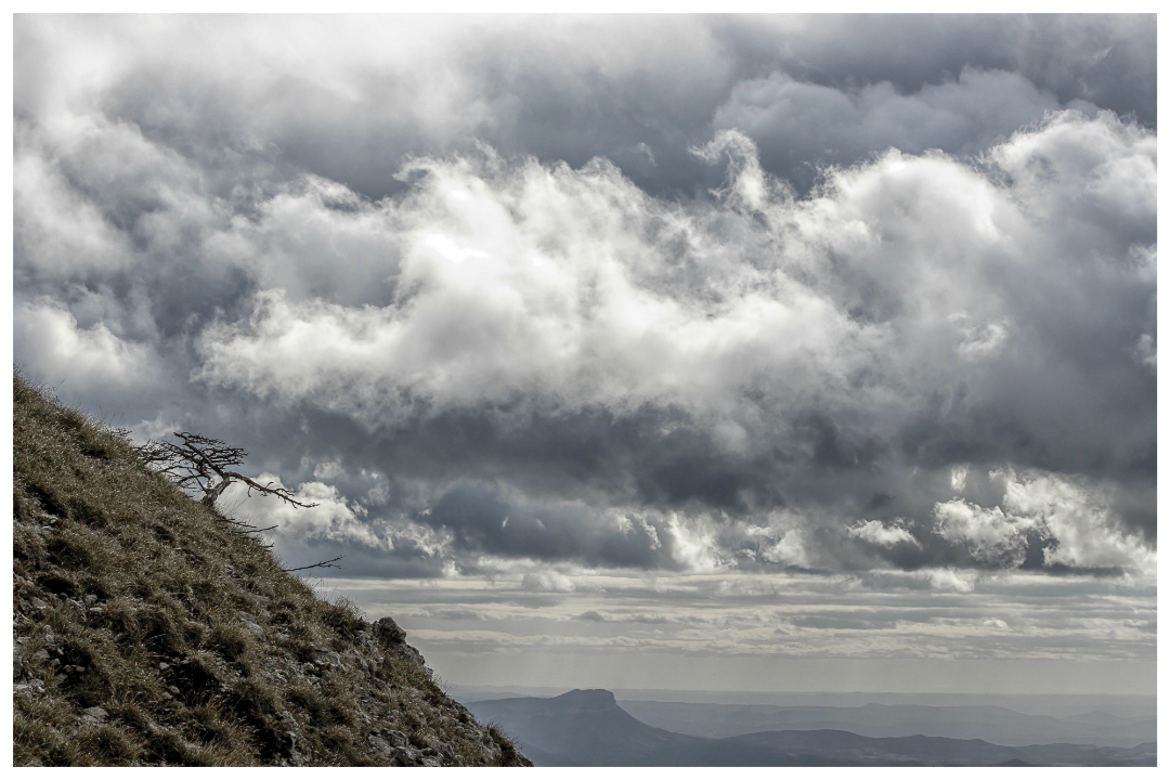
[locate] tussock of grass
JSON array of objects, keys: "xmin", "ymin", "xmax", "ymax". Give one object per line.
[{"xmin": 13, "ymin": 374, "xmax": 531, "ymax": 767}]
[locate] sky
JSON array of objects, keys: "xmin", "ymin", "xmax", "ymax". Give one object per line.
[{"xmin": 11, "ymin": 14, "xmax": 1157, "ymax": 697}]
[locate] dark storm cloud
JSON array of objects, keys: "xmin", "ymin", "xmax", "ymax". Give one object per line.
[
  {"xmin": 711, "ymin": 68, "xmax": 1081, "ymax": 192},
  {"xmin": 12, "ymin": 14, "xmax": 1156, "ymax": 582},
  {"xmin": 710, "ymin": 15, "xmax": 1155, "ymax": 124},
  {"xmin": 18, "ymin": 16, "xmax": 1154, "ymax": 202},
  {"xmin": 425, "ymin": 480, "xmax": 660, "ymax": 569},
  {"xmin": 281, "ymin": 540, "xmax": 449, "ymax": 581}
]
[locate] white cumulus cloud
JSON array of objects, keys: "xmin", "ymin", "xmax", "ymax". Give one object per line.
[{"xmin": 848, "ymin": 519, "xmax": 920, "ymax": 549}]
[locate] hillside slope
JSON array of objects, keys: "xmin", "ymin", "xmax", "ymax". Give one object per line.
[{"xmin": 12, "ymin": 376, "xmax": 530, "ymax": 767}]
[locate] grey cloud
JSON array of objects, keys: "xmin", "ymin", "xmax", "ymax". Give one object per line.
[
  {"xmin": 270, "ymin": 538, "xmax": 449, "ymax": 580},
  {"xmin": 710, "ymin": 15, "xmax": 1155, "ymax": 125},
  {"xmin": 713, "ymin": 68, "xmax": 1082, "ymax": 191},
  {"xmin": 788, "ymin": 613, "xmax": 905, "ymax": 631},
  {"xmin": 12, "ymin": 15, "xmax": 1156, "ymax": 584},
  {"xmin": 425, "ymin": 481, "xmax": 661, "ymax": 569},
  {"xmin": 17, "ymin": 15, "xmax": 1153, "ymax": 205},
  {"xmin": 333, "ymin": 569, "xmax": 1155, "ymax": 674},
  {"xmin": 432, "ymin": 609, "xmax": 488, "ymax": 622}
]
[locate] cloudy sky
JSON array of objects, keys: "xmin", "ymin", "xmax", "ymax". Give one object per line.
[{"xmin": 12, "ymin": 14, "xmax": 1156, "ymax": 696}]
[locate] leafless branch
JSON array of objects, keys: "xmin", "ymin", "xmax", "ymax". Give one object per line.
[
  {"xmin": 232, "ymin": 524, "xmax": 279, "ymax": 535},
  {"xmin": 282, "ymin": 556, "xmax": 344, "ymax": 573},
  {"xmin": 135, "ymin": 431, "xmax": 318, "ymax": 511}
]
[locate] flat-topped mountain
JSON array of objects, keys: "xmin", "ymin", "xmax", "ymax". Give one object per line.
[
  {"xmin": 467, "ymin": 688, "xmax": 707, "ymax": 765},
  {"xmin": 556, "ymin": 688, "xmax": 619, "ymax": 708},
  {"xmin": 12, "ymin": 376, "xmax": 530, "ymax": 767}
]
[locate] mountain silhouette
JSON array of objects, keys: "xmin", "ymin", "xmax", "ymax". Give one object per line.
[
  {"xmin": 620, "ymin": 699, "xmax": 1156, "ymax": 747},
  {"xmin": 468, "ymin": 689, "xmax": 1156, "ymax": 766},
  {"xmin": 467, "ymin": 689, "xmax": 706, "ymax": 765}
]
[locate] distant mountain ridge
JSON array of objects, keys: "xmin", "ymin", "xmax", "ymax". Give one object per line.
[
  {"xmin": 619, "ymin": 699, "xmax": 1156, "ymax": 747},
  {"xmin": 468, "ymin": 689, "xmax": 1156, "ymax": 766}
]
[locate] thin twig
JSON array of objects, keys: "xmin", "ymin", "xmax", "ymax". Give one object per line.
[
  {"xmin": 283, "ymin": 556, "xmax": 344, "ymax": 573},
  {"xmin": 231, "ymin": 525, "xmax": 280, "ymax": 536}
]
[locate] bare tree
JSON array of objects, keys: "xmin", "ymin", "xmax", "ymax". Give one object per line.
[
  {"xmin": 136, "ymin": 432, "xmax": 319, "ymax": 511},
  {"xmin": 136, "ymin": 432, "xmax": 344, "ymax": 572}
]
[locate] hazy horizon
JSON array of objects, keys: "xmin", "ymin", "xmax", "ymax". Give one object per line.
[
  {"xmin": 449, "ymin": 684, "xmax": 1157, "ymax": 720},
  {"xmin": 449, "ymin": 683, "xmax": 1160, "ymax": 705}
]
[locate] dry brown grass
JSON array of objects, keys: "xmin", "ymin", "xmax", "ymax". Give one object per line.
[{"xmin": 12, "ymin": 374, "xmax": 529, "ymax": 767}]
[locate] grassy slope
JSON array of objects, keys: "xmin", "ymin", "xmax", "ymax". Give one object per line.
[{"xmin": 12, "ymin": 375, "xmax": 528, "ymax": 766}]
